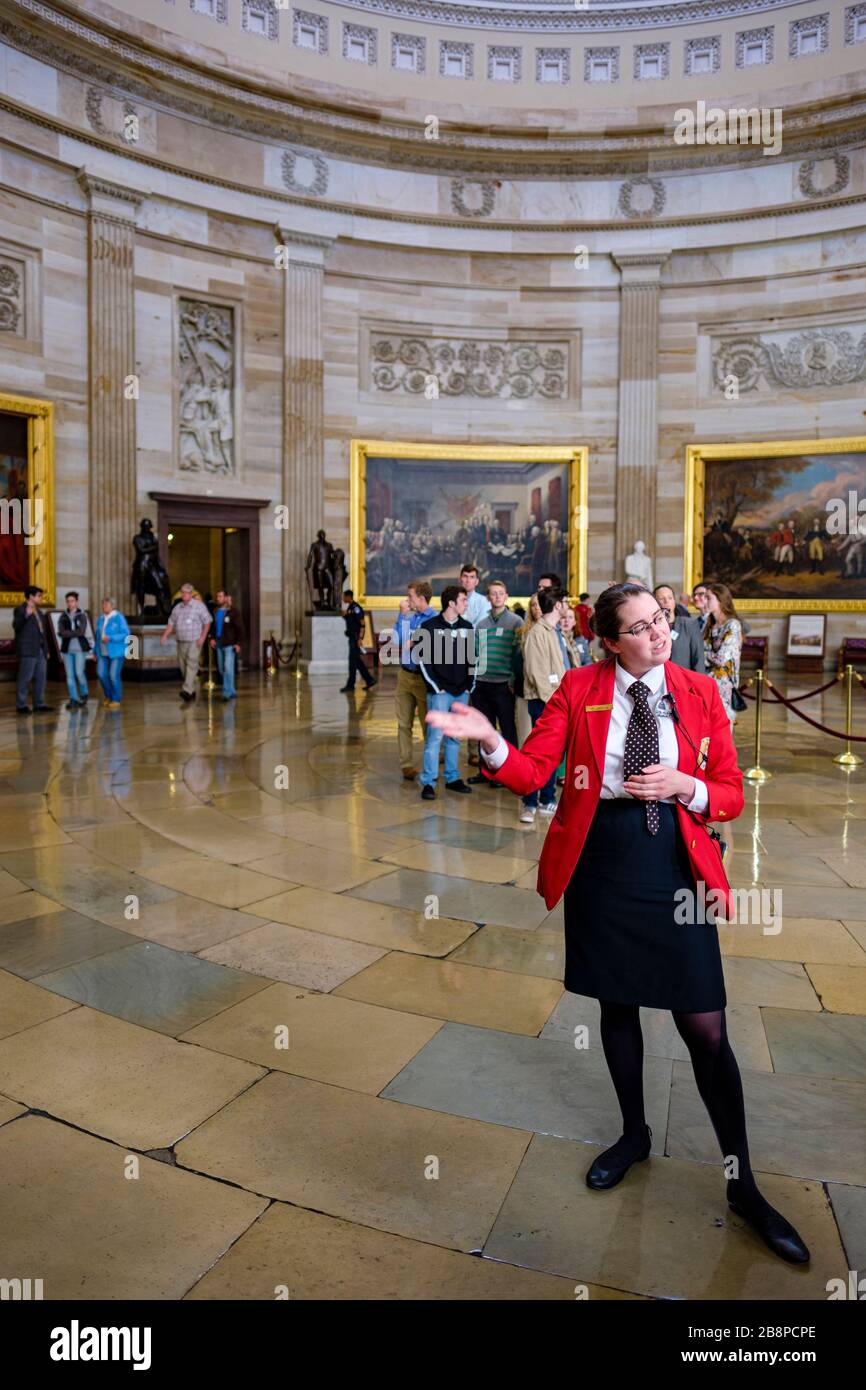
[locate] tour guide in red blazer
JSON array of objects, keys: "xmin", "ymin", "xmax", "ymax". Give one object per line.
[
  {"xmin": 490, "ymin": 653, "xmax": 741, "ymax": 914},
  {"xmin": 425, "ymin": 584, "xmax": 809, "ymax": 1267}
]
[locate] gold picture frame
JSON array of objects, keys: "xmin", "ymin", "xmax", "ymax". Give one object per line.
[
  {"xmin": 350, "ymin": 439, "xmax": 588, "ymax": 612},
  {"xmin": 684, "ymin": 437, "xmax": 866, "ymax": 613},
  {"xmin": 0, "ymin": 392, "xmax": 55, "ymax": 607}
]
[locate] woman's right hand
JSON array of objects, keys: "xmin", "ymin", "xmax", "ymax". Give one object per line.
[{"xmin": 425, "ymin": 701, "xmax": 498, "ymax": 750}]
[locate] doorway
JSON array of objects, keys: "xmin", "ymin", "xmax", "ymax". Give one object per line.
[
  {"xmin": 150, "ymin": 493, "xmax": 270, "ymax": 667},
  {"xmin": 166, "ymin": 525, "xmax": 250, "ymax": 662}
]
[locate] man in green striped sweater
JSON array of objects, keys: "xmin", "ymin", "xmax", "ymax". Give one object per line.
[{"xmin": 468, "ymin": 580, "xmax": 522, "ymax": 788}]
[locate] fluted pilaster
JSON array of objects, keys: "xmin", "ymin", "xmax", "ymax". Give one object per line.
[
  {"xmin": 78, "ymin": 170, "xmax": 143, "ymax": 609},
  {"xmin": 276, "ymin": 228, "xmax": 332, "ymax": 641},
  {"xmin": 612, "ymin": 251, "xmax": 670, "ymax": 578}
]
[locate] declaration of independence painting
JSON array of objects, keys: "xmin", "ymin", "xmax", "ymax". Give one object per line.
[
  {"xmin": 685, "ymin": 438, "xmax": 866, "ymax": 612},
  {"xmin": 350, "ymin": 440, "xmax": 587, "ymax": 610}
]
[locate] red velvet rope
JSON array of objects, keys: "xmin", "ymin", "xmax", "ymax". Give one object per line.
[
  {"xmin": 738, "ymin": 673, "xmax": 842, "ymax": 704},
  {"xmin": 752, "ymin": 676, "xmax": 866, "ymax": 741}
]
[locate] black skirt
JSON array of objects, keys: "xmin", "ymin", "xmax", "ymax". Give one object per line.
[{"xmin": 563, "ymin": 798, "xmax": 727, "ymax": 1011}]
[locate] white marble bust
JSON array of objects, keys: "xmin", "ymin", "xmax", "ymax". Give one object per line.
[{"xmin": 625, "ymin": 539, "xmax": 653, "ymax": 591}]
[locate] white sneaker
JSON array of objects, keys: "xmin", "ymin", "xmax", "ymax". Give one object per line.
[
  {"xmin": 538, "ymin": 801, "xmax": 558, "ymax": 817},
  {"xmin": 519, "ymin": 806, "xmax": 536, "ymax": 824}
]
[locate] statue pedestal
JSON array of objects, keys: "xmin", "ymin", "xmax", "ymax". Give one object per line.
[
  {"xmin": 124, "ymin": 625, "xmax": 181, "ymax": 682},
  {"xmin": 302, "ymin": 613, "xmax": 346, "ymax": 675}
]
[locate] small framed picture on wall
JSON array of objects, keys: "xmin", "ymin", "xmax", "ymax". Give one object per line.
[{"xmin": 786, "ymin": 612, "xmax": 826, "ymax": 658}]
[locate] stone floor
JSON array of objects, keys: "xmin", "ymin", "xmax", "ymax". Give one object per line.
[{"xmin": 0, "ymin": 669, "xmax": 864, "ymax": 1301}]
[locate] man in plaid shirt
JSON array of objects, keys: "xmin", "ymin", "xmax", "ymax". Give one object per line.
[{"xmin": 160, "ymin": 582, "xmax": 212, "ymax": 702}]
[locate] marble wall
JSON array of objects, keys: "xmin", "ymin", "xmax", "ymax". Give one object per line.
[{"xmin": 1, "ymin": 3, "xmax": 865, "ymax": 669}]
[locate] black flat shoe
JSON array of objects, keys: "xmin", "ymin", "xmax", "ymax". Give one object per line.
[
  {"xmin": 421, "ymin": 785, "xmax": 436, "ymax": 800},
  {"xmin": 445, "ymin": 779, "xmax": 472, "ymax": 794},
  {"xmin": 586, "ymin": 1125, "xmax": 652, "ymax": 1190},
  {"xmin": 467, "ymin": 773, "xmax": 487, "ymax": 784},
  {"xmin": 727, "ymin": 1188, "xmax": 810, "ymax": 1265}
]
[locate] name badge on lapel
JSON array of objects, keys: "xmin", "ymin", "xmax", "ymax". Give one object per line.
[
  {"xmin": 698, "ymin": 735, "xmax": 710, "ymax": 769},
  {"xmin": 585, "ymin": 703, "xmax": 613, "ymax": 712}
]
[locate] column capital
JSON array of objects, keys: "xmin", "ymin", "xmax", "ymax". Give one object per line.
[
  {"xmin": 611, "ymin": 250, "xmax": 671, "ymax": 286},
  {"xmin": 76, "ymin": 168, "xmax": 147, "ymax": 222},
  {"xmin": 274, "ymin": 226, "xmax": 333, "ymax": 269}
]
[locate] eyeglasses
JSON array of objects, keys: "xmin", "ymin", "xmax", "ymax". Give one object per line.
[{"xmin": 618, "ymin": 610, "xmax": 669, "ymax": 638}]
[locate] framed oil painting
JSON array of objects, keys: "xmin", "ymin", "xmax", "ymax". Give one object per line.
[
  {"xmin": 684, "ymin": 437, "xmax": 866, "ymax": 612},
  {"xmin": 350, "ymin": 440, "xmax": 588, "ymax": 611},
  {"xmin": 0, "ymin": 392, "xmax": 55, "ymax": 607}
]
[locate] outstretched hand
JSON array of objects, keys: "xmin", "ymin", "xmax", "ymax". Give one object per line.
[{"xmin": 425, "ymin": 700, "xmax": 498, "ymax": 749}]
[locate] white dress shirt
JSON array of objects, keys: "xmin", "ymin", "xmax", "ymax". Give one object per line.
[
  {"xmin": 482, "ymin": 659, "xmax": 709, "ymax": 814},
  {"xmin": 464, "ymin": 590, "xmax": 492, "ymax": 628}
]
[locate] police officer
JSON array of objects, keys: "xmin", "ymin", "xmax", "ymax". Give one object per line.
[{"xmin": 340, "ymin": 588, "xmax": 377, "ymax": 692}]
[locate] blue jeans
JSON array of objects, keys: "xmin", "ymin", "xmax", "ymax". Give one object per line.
[
  {"xmin": 523, "ymin": 697, "xmax": 558, "ymax": 809},
  {"xmin": 216, "ymin": 646, "xmax": 236, "ymax": 698},
  {"xmin": 421, "ymin": 690, "xmax": 469, "ymax": 786},
  {"xmin": 63, "ymin": 651, "xmax": 88, "ymax": 702},
  {"xmin": 97, "ymin": 655, "xmax": 124, "ymax": 703}
]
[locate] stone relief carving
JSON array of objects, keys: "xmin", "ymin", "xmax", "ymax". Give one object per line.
[
  {"xmin": 241, "ymin": 0, "xmax": 279, "ymax": 41},
  {"xmin": 488, "ymin": 45, "xmax": 521, "ymax": 82},
  {"xmin": 712, "ymin": 327, "xmax": 866, "ymax": 394},
  {"xmin": 391, "ymin": 32, "xmax": 425, "ymax": 72},
  {"xmin": 0, "ymin": 259, "xmax": 23, "ymax": 334},
  {"xmin": 178, "ymin": 299, "xmax": 235, "ymax": 476},
  {"xmin": 281, "ymin": 148, "xmax": 329, "ymax": 197},
  {"xmin": 451, "ymin": 178, "xmax": 496, "ymax": 218},
  {"xmin": 342, "ymin": 22, "xmax": 377, "ymax": 64},
  {"xmin": 439, "ymin": 40, "xmax": 473, "ymax": 77},
  {"xmin": 369, "ymin": 333, "xmax": 570, "ymax": 399},
  {"xmin": 734, "ymin": 25, "xmax": 774, "ymax": 66},
  {"xmin": 85, "ymin": 86, "xmax": 139, "ymax": 143},
  {"xmin": 633, "ymin": 42, "xmax": 670, "ymax": 79},
  {"xmin": 797, "ymin": 153, "xmax": 851, "ymax": 200},
  {"xmin": 617, "ymin": 176, "xmax": 666, "ymax": 220},
  {"xmin": 584, "ymin": 46, "xmax": 619, "ymax": 81},
  {"xmin": 536, "ymin": 47, "xmax": 569, "ymax": 82},
  {"xmin": 789, "ymin": 13, "xmax": 829, "ymax": 58}
]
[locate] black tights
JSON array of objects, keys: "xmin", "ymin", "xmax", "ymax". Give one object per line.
[{"xmin": 598, "ymin": 999, "xmax": 773, "ymax": 1213}]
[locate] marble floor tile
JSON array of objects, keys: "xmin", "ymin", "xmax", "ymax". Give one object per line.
[
  {"xmin": 540, "ymin": 995, "xmax": 773, "ymax": 1071},
  {"xmin": 484, "ymin": 1133, "xmax": 843, "ymax": 1299},
  {"xmin": 718, "ymin": 916, "xmax": 866, "ymax": 965},
  {"xmin": 0, "ymin": 966, "xmax": 78, "ymax": 1039},
  {"xmin": 245, "ymin": 847, "xmax": 394, "ymax": 893},
  {"xmin": 0, "ymin": 867, "xmax": 29, "ymax": 898},
  {"xmin": 826, "ymin": 1182, "xmax": 866, "ymax": 1274},
  {"xmin": 0, "ymin": 1115, "xmax": 267, "ymax": 1299},
  {"xmin": 378, "ymin": 841, "xmax": 536, "ymax": 886},
  {"xmin": 199, "ymin": 919, "xmax": 386, "ymax": 990},
  {"xmin": 181, "ymin": 982, "xmax": 443, "ymax": 1093},
  {"xmin": 804, "ymin": 963, "xmax": 866, "ymax": 1014},
  {"xmin": 0, "ymin": 1006, "xmax": 265, "ymax": 1149},
  {"xmin": 381, "ymin": 1022, "xmax": 672, "ymax": 1146},
  {"xmin": 0, "ymin": 890, "xmax": 65, "ymax": 927},
  {"xmin": 350, "ymin": 868, "xmax": 552, "ymax": 929},
  {"xmin": 33, "ymin": 940, "xmax": 270, "ymax": 1036},
  {"xmin": 377, "ymin": 815, "xmax": 531, "ymax": 856},
  {"xmin": 119, "ymin": 896, "xmax": 266, "ymax": 952},
  {"xmin": 0, "ymin": 846, "xmax": 179, "ymax": 926},
  {"xmin": 761, "ymin": 1006, "xmax": 866, "ymax": 1080},
  {"xmin": 817, "ymin": 854, "xmax": 866, "ymax": 889},
  {"xmin": 0, "ymin": 816, "xmax": 71, "ymax": 850},
  {"xmin": 244, "ymin": 807, "xmax": 405, "ymax": 860},
  {"xmin": 243, "ymin": 885, "xmax": 476, "ymax": 956},
  {"xmin": 67, "ymin": 823, "xmax": 199, "ymax": 872},
  {"xmin": 720, "ymin": 956, "xmax": 821, "ymax": 1009},
  {"xmin": 334, "ymin": 953, "xmax": 562, "ymax": 1035},
  {"xmin": 47, "ymin": 794, "xmax": 134, "ymax": 830},
  {"xmin": 185, "ymin": 1201, "xmax": 611, "ymax": 1300},
  {"xmin": 0, "ymin": 1094, "xmax": 26, "ymax": 1127},
  {"xmin": 0, "ymin": 909, "xmax": 139, "ymax": 980},
  {"xmin": 139, "ymin": 859, "xmax": 290, "ymax": 908},
  {"xmin": 667, "ymin": 1059, "xmax": 866, "ymax": 1185},
  {"xmin": 175, "ymin": 1070, "xmax": 531, "ymax": 1252},
  {"xmin": 130, "ymin": 805, "xmax": 292, "ymax": 864},
  {"xmin": 447, "ymin": 924, "xmax": 564, "ymax": 979}
]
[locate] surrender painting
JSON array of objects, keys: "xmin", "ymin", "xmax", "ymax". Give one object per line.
[
  {"xmin": 353, "ymin": 443, "xmax": 585, "ymax": 606},
  {"xmin": 690, "ymin": 443, "xmax": 866, "ymax": 608}
]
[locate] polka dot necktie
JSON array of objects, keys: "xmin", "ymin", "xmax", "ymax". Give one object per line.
[{"xmin": 623, "ymin": 679, "xmax": 660, "ymax": 835}]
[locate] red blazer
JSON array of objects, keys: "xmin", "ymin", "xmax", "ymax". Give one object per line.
[{"xmin": 487, "ymin": 658, "xmax": 744, "ymax": 914}]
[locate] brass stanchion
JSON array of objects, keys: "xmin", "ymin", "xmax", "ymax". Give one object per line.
[
  {"xmin": 833, "ymin": 664, "xmax": 863, "ymax": 768},
  {"xmin": 202, "ymin": 640, "xmax": 217, "ymax": 692},
  {"xmin": 744, "ymin": 668, "xmax": 772, "ymax": 782},
  {"xmin": 293, "ymin": 622, "xmax": 302, "ymax": 681}
]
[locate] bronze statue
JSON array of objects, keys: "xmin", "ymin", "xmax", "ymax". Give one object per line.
[
  {"xmin": 131, "ymin": 518, "xmax": 172, "ymax": 618},
  {"xmin": 331, "ymin": 547, "xmax": 346, "ymax": 606},
  {"xmin": 305, "ymin": 529, "xmax": 339, "ymax": 612}
]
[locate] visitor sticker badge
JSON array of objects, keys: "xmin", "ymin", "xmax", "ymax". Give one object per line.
[{"xmin": 698, "ymin": 735, "xmax": 710, "ymax": 769}]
